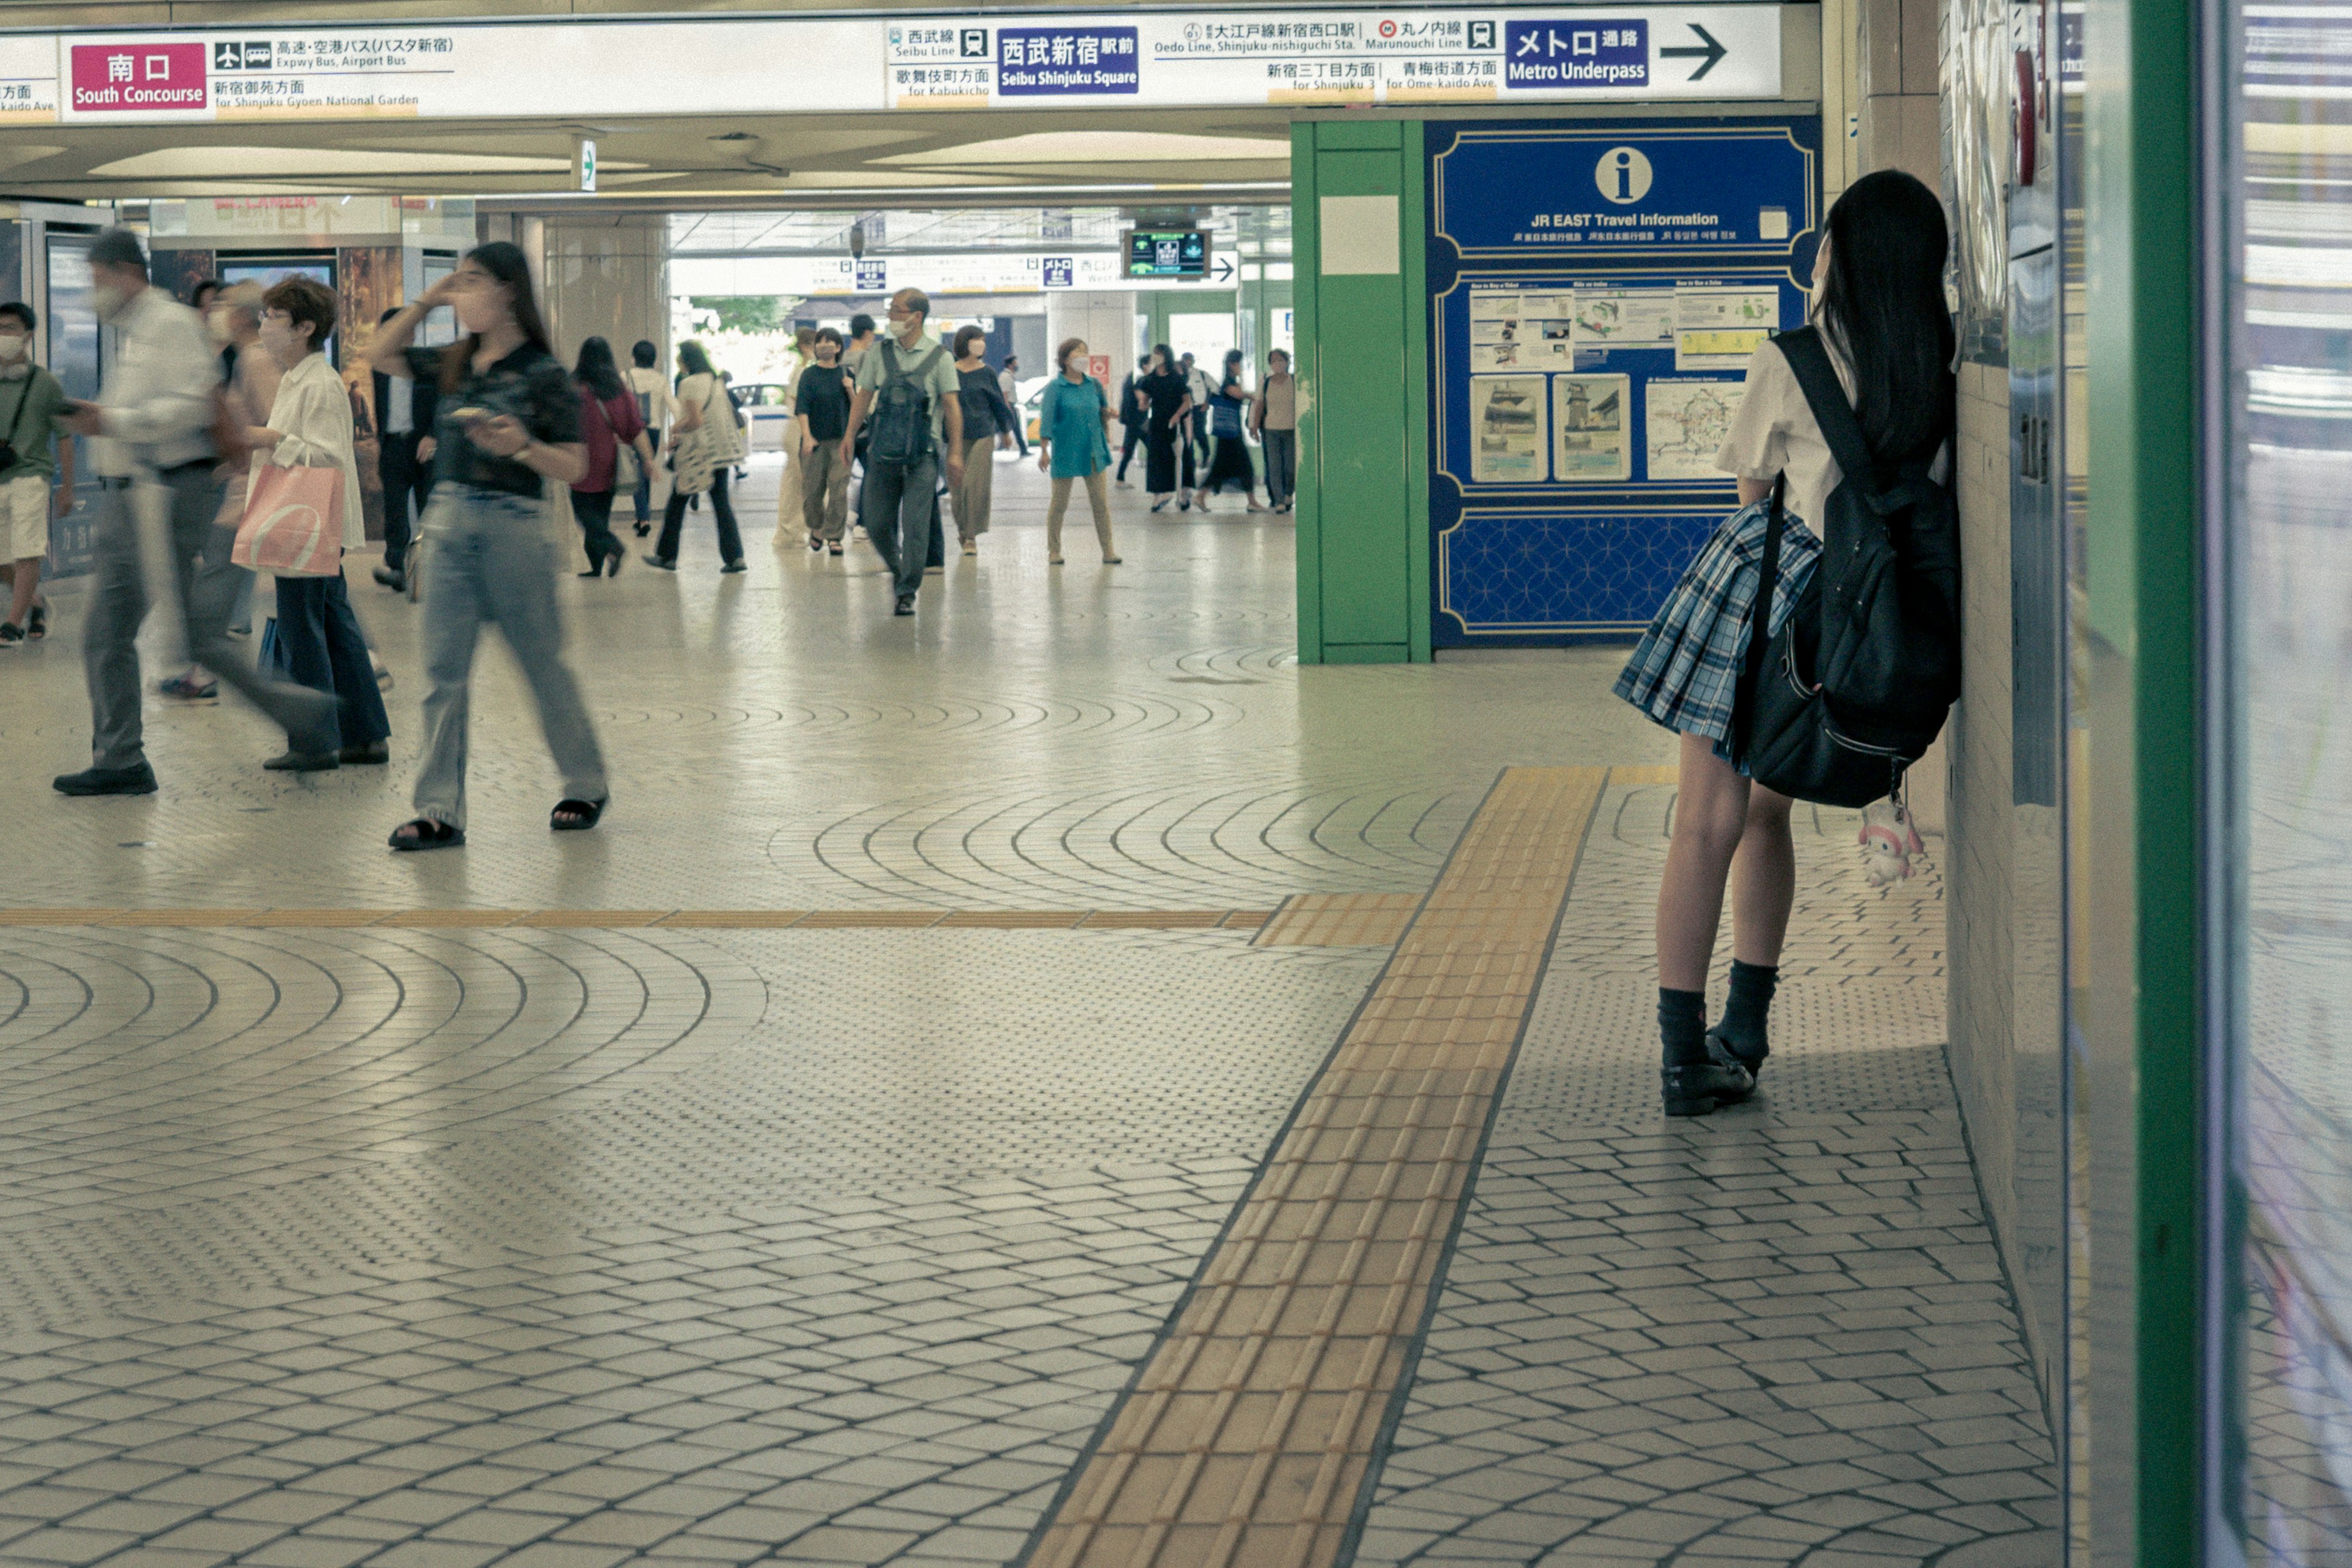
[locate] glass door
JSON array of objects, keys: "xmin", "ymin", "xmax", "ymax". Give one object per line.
[{"xmin": 2214, "ymin": 0, "xmax": 2352, "ymax": 1559}]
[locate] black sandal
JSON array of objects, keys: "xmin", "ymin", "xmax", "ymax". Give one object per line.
[
  {"xmin": 389, "ymin": 818, "xmax": 464, "ymax": 852},
  {"xmin": 551, "ymin": 797, "xmax": 607, "ymax": 832}
]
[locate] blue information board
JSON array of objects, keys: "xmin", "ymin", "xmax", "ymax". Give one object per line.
[{"xmin": 1427, "ymin": 117, "xmax": 1820, "ymax": 646}]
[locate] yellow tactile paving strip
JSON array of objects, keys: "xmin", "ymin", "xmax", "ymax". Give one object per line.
[
  {"xmin": 1253, "ymin": 895, "xmax": 1425, "ymax": 949},
  {"xmin": 1021, "ymin": 766, "xmax": 1610, "ymax": 1568},
  {"xmin": 0, "ymin": 907, "xmax": 1285, "ymax": 932}
]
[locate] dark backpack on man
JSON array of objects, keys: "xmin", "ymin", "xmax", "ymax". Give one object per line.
[
  {"xmin": 1732, "ymin": 326, "xmax": 1961, "ymax": 809},
  {"xmin": 868, "ymin": 341, "xmax": 942, "ymax": 466}
]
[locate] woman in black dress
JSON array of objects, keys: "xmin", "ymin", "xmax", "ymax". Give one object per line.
[{"xmin": 1136, "ymin": 344, "xmax": 1193, "ymax": 512}]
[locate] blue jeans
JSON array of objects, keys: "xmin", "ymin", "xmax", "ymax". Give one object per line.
[
  {"xmin": 273, "ymin": 570, "xmax": 390, "ymax": 751},
  {"xmin": 412, "ymin": 484, "xmax": 606, "ymax": 829}
]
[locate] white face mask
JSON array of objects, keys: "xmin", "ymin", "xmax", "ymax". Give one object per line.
[
  {"xmin": 0, "ymin": 331, "xmax": 27, "ymax": 363},
  {"xmin": 91, "ymin": 282, "xmax": 135, "ymax": 323},
  {"xmin": 206, "ymin": 309, "xmax": 235, "ymax": 347}
]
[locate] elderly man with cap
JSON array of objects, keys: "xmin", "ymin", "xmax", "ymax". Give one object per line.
[{"xmin": 52, "ymin": 228, "xmax": 336, "ymax": 796}]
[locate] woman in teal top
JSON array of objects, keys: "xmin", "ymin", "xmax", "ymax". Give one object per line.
[{"xmin": 1035, "ymin": 337, "xmax": 1120, "ymax": 565}]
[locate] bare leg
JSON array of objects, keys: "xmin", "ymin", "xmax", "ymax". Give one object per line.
[
  {"xmin": 1656, "ymin": 732, "xmax": 1753, "ymax": 992},
  {"xmin": 7, "ymin": 558, "xmax": 33, "ymax": 626},
  {"xmin": 1730, "ymin": 786, "xmax": 1797, "ymax": 966}
]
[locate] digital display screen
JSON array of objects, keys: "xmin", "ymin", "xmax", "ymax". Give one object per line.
[{"xmin": 1124, "ymin": 229, "xmax": 1209, "ymax": 279}]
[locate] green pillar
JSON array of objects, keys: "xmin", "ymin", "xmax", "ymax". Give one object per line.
[
  {"xmin": 2081, "ymin": 0, "xmax": 2203, "ymax": 1550},
  {"xmin": 1292, "ymin": 121, "xmax": 1430, "ymax": 665}
]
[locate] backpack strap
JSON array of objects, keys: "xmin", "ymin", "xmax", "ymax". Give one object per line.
[
  {"xmin": 1774, "ymin": 326, "xmax": 1879, "ymax": 486},
  {"xmin": 1732, "ymin": 473, "xmax": 1789, "ymax": 765}
]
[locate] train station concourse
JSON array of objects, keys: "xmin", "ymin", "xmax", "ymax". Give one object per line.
[{"xmin": 0, "ymin": 0, "xmax": 2333, "ymax": 1566}]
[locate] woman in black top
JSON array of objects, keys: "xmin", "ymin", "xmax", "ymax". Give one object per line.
[
  {"xmin": 367, "ymin": 241, "xmax": 609, "ymax": 852},
  {"xmin": 1199, "ymin": 349, "xmax": 1264, "ymax": 513},
  {"xmin": 949, "ymin": 325, "xmax": 1017, "ymax": 554},
  {"xmin": 1136, "ymin": 344, "xmax": 1193, "ymax": 511},
  {"xmin": 1115, "ymin": 358, "xmax": 1148, "ymax": 485}
]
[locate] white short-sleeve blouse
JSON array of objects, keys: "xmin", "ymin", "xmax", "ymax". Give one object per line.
[{"xmin": 1714, "ymin": 334, "xmax": 1947, "ymax": 528}]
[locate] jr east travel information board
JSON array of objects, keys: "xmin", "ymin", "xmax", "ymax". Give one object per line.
[
  {"xmin": 1424, "ymin": 118, "xmax": 1820, "ymax": 645},
  {"xmin": 0, "ymin": 6, "xmax": 1790, "ymax": 124}
]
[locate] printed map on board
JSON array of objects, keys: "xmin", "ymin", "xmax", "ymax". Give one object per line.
[{"xmin": 1645, "ymin": 380, "xmax": 1745, "ymax": 481}]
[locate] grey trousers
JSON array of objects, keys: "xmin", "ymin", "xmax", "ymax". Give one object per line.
[
  {"xmin": 412, "ymin": 484, "xmax": 607, "ymax": 831},
  {"xmin": 862, "ymin": 450, "xmax": 940, "ymax": 600},
  {"xmin": 83, "ymin": 469, "xmax": 336, "ymax": 769},
  {"xmin": 800, "ymin": 442, "xmax": 851, "ymax": 541},
  {"xmin": 1262, "ymin": 428, "xmax": 1297, "ymax": 508}
]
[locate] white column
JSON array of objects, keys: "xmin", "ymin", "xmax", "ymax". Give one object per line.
[{"xmin": 1044, "ymin": 290, "xmax": 1137, "ymax": 374}]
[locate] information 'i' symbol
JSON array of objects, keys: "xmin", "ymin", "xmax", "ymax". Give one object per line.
[{"xmin": 1595, "ymin": 145, "xmax": 1654, "ymax": 205}]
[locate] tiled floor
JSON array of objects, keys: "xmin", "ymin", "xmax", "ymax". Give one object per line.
[
  {"xmin": 1354, "ymin": 786, "xmax": 2057, "ymax": 1568},
  {"xmin": 0, "ymin": 459, "xmax": 2057, "ymax": 1566}
]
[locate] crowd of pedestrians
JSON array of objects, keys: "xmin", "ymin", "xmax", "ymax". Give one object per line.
[{"xmin": 19, "ymin": 230, "xmax": 1297, "ymax": 848}]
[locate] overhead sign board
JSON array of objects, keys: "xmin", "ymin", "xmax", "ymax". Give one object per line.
[
  {"xmin": 16, "ymin": 7, "xmax": 1789, "ymax": 125},
  {"xmin": 53, "ymin": 20, "xmax": 879, "ymax": 121},
  {"xmin": 1125, "ymin": 229, "xmax": 1210, "ymax": 278},
  {"xmin": 888, "ymin": 7, "xmax": 1779, "ymax": 108}
]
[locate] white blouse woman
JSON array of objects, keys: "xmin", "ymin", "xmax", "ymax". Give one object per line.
[{"xmin": 244, "ymin": 274, "xmax": 391, "ymax": 772}]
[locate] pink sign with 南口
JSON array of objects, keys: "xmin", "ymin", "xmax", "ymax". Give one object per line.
[{"xmin": 69, "ymin": 43, "xmax": 208, "ymax": 114}]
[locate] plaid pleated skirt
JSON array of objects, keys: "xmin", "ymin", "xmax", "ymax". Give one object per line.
[{"xmin": 1613, "ymin": 500, "xmax": 1822, "ymax": 751}]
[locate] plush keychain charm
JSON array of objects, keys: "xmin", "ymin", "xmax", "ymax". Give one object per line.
[{"xmin": 1859, "ymin": 795, "xmax": 1926, "ymax": 888}]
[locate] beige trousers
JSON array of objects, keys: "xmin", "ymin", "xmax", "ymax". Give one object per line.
[
  {"xmin": 772, "ymin": 444, "xmax": 799, "ymax": 543},
  {"xmin": 799, "ymin": 442, "xmax": 851, "ymax": 541},
  {"xmin": 951, "ymin": 437, "xmax": 995, "ymax": 541},
  {"xmin": 1047, "ymin": 469, "xmax": 1115, "ymax": 559}
]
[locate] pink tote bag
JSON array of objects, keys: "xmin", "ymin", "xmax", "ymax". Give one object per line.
[{"xmin": 232, "ymin": 462, "xmax": 345, "ymax": 576}]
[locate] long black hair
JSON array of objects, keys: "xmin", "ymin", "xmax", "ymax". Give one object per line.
[
  {"xmin": 573, "ymin": 336, "xmax": 624, "ymax": 400},
  {"xmin": 676, "ymin": 340, "xmax": 715, "ymax": 382},
  {"xmin": 1813, "ymin": 170, "xmax": 1954, "ymax": 463},
  {"xmin": 439, "ymin": 240, "xmax": 552, "ymax": 393}
]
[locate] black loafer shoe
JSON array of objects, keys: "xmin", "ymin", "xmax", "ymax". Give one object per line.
[
  {"xmin": 893, "ymin": 594, "xmax": 916, "ymax": 617},
  {"xmin": 54, "ymin": 763, "xmax": 157, "ymax": 797},
  {"xmin": 340, "ymin": 741, "xmax": 390, "ymax": 765},
  {"xmin": 263, "ymin": 750, "xmax": 341, "ymax": 773},
  {"xmin": 1660, "ymin": 1052, "xmax": 1755, "ymax": 1118},
  {"xmin": 372, "ymin": 565, "xmax": 407, "ymax": 592},
  {"xmin": 1705, "ymin": 1027, "xmax": 1768, "ymax": 1095}
]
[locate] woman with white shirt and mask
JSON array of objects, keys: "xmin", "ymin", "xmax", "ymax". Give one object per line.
[{"xmin": 244, "ymin": 274, "xmax": 390, "ymax": 772}]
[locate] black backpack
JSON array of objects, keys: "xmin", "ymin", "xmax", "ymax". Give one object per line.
[
  {"xmin": 868, "ymin": 341, "xmax": 941, "ymax": 466},
  {"xmin": 1732, "ymin": 326, "xmax": 1961, "ymax": 809}
]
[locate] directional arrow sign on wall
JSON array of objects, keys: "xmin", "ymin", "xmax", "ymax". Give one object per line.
[
  {"xmin": 1660, "ymin": 23, "xmax": 1728, "ymax": 80},
  {"xmin": 1211, "ymin": 256, "xmax": 1235, "ymax": 282}
]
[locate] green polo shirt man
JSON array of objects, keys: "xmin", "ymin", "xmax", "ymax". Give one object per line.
[{"xmin": 842, "ymin": 287, "xmax": 965, "ymax": 617}]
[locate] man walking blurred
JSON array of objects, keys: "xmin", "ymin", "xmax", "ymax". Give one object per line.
[{"xmin": 53, "ymin": 228, "xmax": 333, "ymax": 796}]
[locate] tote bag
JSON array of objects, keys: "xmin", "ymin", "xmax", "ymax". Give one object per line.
[
  {"xmin": 698, "ymin": 376, "xmax": 747, "ymax": 465},
  {"xmin": 597, "ymin": 394, "xmax": 641, "ymax": 492},
  {"xmin": 232, "ymin": 463, "xmax": 345, "ymax": 576}
]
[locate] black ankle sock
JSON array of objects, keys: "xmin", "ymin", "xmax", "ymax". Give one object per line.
[
  {"xmin": 1659, "ymin": 987, "xmax": 1709, "ymax": 1068},
  {"xmin": 1715, "ymin": 960, "xmax": 1779, "ymax": 1061}
]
